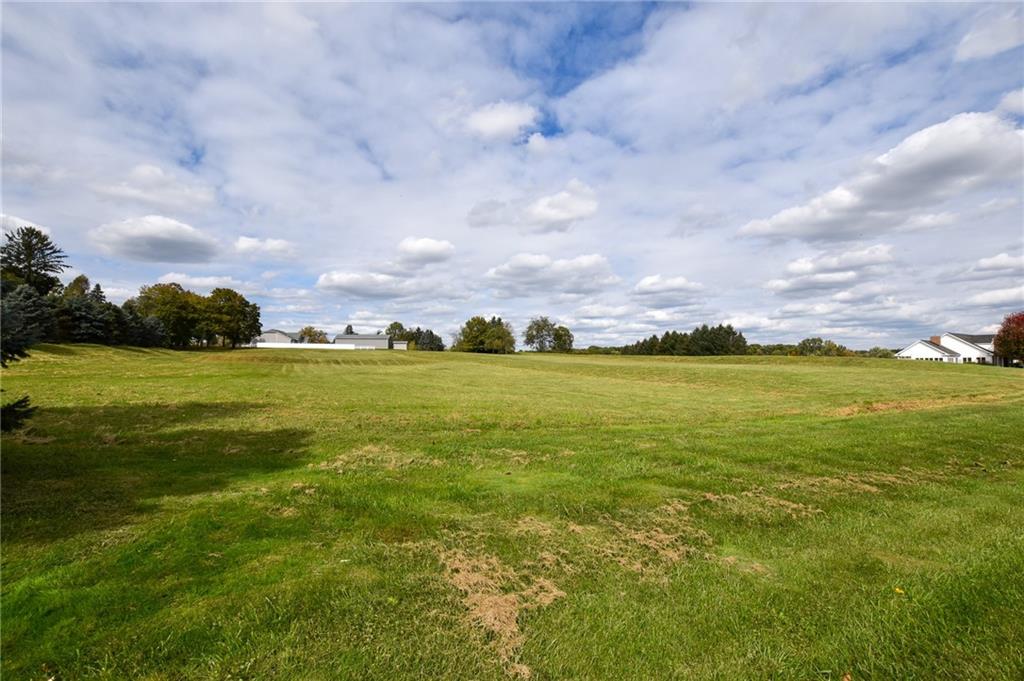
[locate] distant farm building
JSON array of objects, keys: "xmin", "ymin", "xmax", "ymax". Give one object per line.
[
  {"xmin": 255, "ymin": 329, "xmax": 300, "ymax": 344},
  {"xmin": 896, "ymin": 333, "xmax": 1010, "ymax": 366},
  {"xmin": 331, "ymin": 334, "xmax": 391, "ymax": 350},
  {"xmin": 253, "ymin": 331, "xmax": 401, "ymax": 350}
]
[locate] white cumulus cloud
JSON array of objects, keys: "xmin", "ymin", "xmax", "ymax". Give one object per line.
[
  {"xmin": 316, "ymin": 271, "xmax": 408, "ymax": 298},
  {"xmin": 235, "ymin": 236, "xmax": 296, "ymax": 258},
  {"xmin": 91, "ymin": 215, "xmax": 219, "ymax": 262},
  {"xmin": 397, "ymin": 237, "xmax": 455, "ymax": 265},
  {"xmin": 966, "ymin": 286, "xmax": 1024, "ymax": 307},
  {"xmin": 526, "ymin": 179, "xmax": 599, "ymax": 232},
  {"xmin": 740, "ymin": 112, "xmax": 1023, "ymax": 241},
  {"xmin": 465, "ymin": 101, "xmax": 538, "ymax": 140},
  {"xmin": 486, "ymin": 253, "xmax": 619, "ymax": 297}
]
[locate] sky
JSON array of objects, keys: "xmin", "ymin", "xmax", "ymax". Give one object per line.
[{"xmin": 2, "ymin": 2, "xmax": 1023, "ymax": 348}]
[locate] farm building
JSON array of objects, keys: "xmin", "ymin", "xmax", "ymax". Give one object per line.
[
  {"xmin": 255, "ymin": 329, "xmax": 300, "ymax": 344},
  {"xmin": 393, "ymin": 340, "xmax": 408, "ymax": 351},
  {"xmin": 253, "ymin": 331, "xmax": 397, "ymax": 350},
  {"xmin": 896, "ymin": 333, "xmax": 1010, "ymax": 366},
  {"xmin": 331, "ymin": 334, "xmax": 392, "ymax": 350}
]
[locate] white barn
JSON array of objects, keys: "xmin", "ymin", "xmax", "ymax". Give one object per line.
[
  {"xmin": 254, "ymin": 330, "xmax": 398, "ymax": 350},
  {"xmin": 896, "ymin": 332, "xmax": 1009, "ymax": 366},
  {"xmin": 255, "ymin": 329, "xmax": 300, "ymax": 344}
]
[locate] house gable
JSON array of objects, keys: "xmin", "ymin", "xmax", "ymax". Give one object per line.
[
  {"xmin": 940, "ymin": 333, "xmax": 993, "ymax": 362},
  {"xmin": 896, "ymin": 339, "xmax": 959, "ymax": 361}
]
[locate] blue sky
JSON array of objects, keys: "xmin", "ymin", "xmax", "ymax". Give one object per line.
[{"xmin": 2, "ymin": 2, "xmax": 1022, "ymax": 347}]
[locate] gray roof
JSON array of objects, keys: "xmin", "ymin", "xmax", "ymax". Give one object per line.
[
  {"xmin": 332, "ymin": 334, "xmax": 390, "ymax": 340},
  {"xmin": 918, "ymin": 339, "xmax": 960, "ymax": 356},
  {"xmin": 260, "ymin": 329, "xmax": 303, "ymax": 340},
  {"xmin": 946, "ymin": 332, "xmax": 995, "ymax": 346}
]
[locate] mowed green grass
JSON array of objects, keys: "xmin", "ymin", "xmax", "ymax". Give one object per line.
[{"xmin": 2, "ymin": 345, "xmax": 1023, "ymax": 680}]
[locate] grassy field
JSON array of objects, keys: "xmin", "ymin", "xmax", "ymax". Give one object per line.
[{"xmin": 2, "ymin": 345, "xmax": 1023, "ymax": 680}]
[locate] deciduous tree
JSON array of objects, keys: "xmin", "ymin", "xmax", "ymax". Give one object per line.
[
  {"xmin": 453, "ymin": 316, "xmax": 515, "ymax": 354},
  {"xmin": 994, "ymin": 311, "xmax": 1024, "ymax": 363},
  {"xmin": 298, "ymin": 326, "xmax": 329, "ymax": 343},
  {"xmin": 131, "ymin": 283, "xmax": 202, "ymax": 348},
  {"xmin": 205, "ymin": 288, "xmax": 261, "ymax": 347},
  {"xmin": 524, "ymin": 316, "xmax": 557, "ymax": 351},
  {"xmin": 552, "ymin": 325, "xmax": 574, "ymax": 353}
]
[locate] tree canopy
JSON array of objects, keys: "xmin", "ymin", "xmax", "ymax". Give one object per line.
[
  {"xmin": 381, "ymin": 321, "xmax": 446, "ymax": 351},
  {"xmin": 524, "ymin": 316, "xmax": 573, "ymax": 353},
  {"xmin": 204, "ymin": 288, "xmax": 262, "ymax": 347},
  {"xmin": 453, "ymin": 316, "xmax": 515, "ymax": 354},
  {"xmin": 622, "ymin": 324, "xmax": 747, "ymax": 356},
  {"xmin": 1, "ymin": 226, "xmax": 68, "ymax": 296},
  {"xmin": 298, "ymin": 326, "xmax": 329, "ymax": 344},
  {"xmin": 994, "ymin": 311, "xmax": 1024, "ymax": 362}
]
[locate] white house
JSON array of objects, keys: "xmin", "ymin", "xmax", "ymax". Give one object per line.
[
  {"xmin": 895, "ymin": 338, "xmax": 960, "ymax": 363},
  {"xmin": 938, "ymin": 333, "xmax": 1008, "ymax": 366},
  {"xmin": 896, "ymin": 332, "xmax": 1009, "ymax": 366}
]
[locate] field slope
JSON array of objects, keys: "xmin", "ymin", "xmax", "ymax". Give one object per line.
[{"xmin": 3, "ymin": 345, "xmax": 1023, "ymax": 679}]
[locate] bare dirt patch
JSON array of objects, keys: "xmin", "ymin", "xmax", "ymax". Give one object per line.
[
  {"xmin": 312, "ymin": 444, "xmax": 444, "ymax": 473},
  {"xmin": 699, "ymin": 489, "xmax": 822, "ymax": 522},
  {"xmin": 776, "ymin": 466, "xmax": 951, "ymax": 496},
  {"xmin": 598, "ymin": 499, "xmax": 713, "ymax": 573},
  {"xmin": 829, "ymin": 393, "xmax": 1009, "ymax": 417},
  {"xmin": 290, "ymin": 482, "xmax": 318, "ymax": 496},
  {"xmin": 441, "ymin": 549, "xmax": 565, "ymax": 678},
  {"xmin": 472, "ymin": 448, "xmax": 576, "ymax": 469},
  {"xmin": 512, "ymin": 516, "xmax": 556, "ymax": 537}
]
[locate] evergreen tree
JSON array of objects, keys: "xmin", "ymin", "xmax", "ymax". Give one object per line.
[
  {"xmin": 1, "ymin": 226, "xmax": 68, "ymax": 296},
  {"xmin": 4, "ymin": 285, "xmax": 55, "ymax": 343}
]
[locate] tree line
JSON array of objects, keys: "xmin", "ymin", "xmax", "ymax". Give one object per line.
[
  {"xmin": 621, "ymin": 324, "xmax": 748, "ymax": 356},
  {"xmin": 290, "ymin": 321, "xmax": 447, "ymax": 350},
  {"xmin": 448, "ymin": 315, "xmax": 574, "ymax": 354},
  {"xmin": 2, "ymin": 225, "xmax": 262, "ymax": 350}
]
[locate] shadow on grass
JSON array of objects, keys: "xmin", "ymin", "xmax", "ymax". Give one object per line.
[
  {"xmin": 1, "ymin": 402, "xmax": 311, "ymax": 544},
  {"xmin": 28, "ymin": 344, "xmax": 82, "ymax": 356}
]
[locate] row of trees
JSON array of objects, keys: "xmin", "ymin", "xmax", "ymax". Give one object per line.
[
  {"xmin": 746, "ymin": 338, "xmax": 895, "ymax": 357},
  {"xmin": 2, "ymin": 226, "xmax": 262, "ymax": 350},
  {"xmin": 621, "ymin": 324, "xmax": 748, "ymax": 356},
  {"xmin": 449, "ymin": 316, "xmax": 576, "ymax": 354},
  {"xmin": 385, "ymin": 322, "xmax": 446, "ymax": 351}
]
